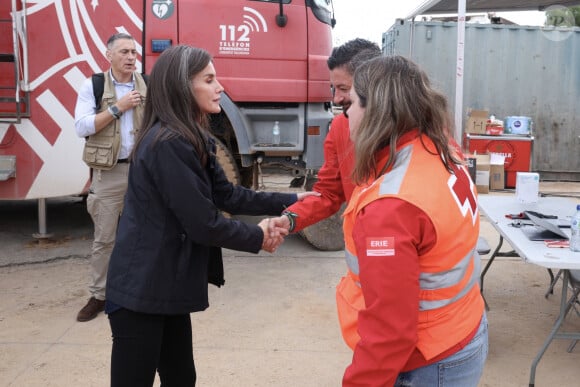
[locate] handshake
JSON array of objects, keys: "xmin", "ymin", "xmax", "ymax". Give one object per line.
[
  {"xmin": 257, "ymin": 191, "xmax": 319, "ymax": 253},
  {"xmin": 257, "ymin": 216, "xmax": 291, "ymax": 253}
]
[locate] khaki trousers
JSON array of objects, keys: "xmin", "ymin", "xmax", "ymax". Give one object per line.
[{"xmin": 86, "ymin": 163, "xmax": 129, "ymax": 300}]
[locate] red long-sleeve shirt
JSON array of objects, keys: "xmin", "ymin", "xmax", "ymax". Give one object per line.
[
  {"xmin": 286, "ymin": 114, "xmax": 355, "ymax": 232},
  {"xmin": 343, "ymin": 198, "xmax": 478, "ymax": 386},
  {"xmin": 343, "ymin": 198, "xmax": 436, "ymax": 386}
]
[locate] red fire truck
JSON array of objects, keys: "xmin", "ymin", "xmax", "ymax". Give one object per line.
[{"xmin": 0, "ymin": 1, "xmax": 334, "ymax": 212}]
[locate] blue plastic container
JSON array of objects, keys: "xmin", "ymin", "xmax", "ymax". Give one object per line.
[{"xmin": 504, "ymin": 116, "xmax": 532, "ymax": 135}]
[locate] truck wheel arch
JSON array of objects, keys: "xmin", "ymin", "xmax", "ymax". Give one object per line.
[
  {"xmin": 210, "ymin": 133, "xmax": 240, "ymax": 185},
  {"xmin": 217, "ymin": 93, "xmax": 251, "ymax": 159}
]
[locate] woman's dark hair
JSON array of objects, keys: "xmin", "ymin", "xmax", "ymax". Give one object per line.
[{"xmin": 132, "ymin": 45, "xmax": 212, "ymax": 165}]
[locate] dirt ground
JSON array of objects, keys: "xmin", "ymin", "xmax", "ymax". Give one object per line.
[{"xmin": 1, "ymin": 179, "xmax": 580, "ymax": 386}]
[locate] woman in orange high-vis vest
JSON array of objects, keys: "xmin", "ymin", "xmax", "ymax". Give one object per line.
[{"xmin": 338, "ymin": 55, "xmax": 488, "ymax": 387}]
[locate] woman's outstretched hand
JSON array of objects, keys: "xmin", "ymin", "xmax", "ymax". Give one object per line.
[
  {"xmin": 296, "ymin": 191, "xmax": 321, "ymax": 201},
  {"xmin": 258, "ymin": 217, "xmax": 290, "ymax": 253}
]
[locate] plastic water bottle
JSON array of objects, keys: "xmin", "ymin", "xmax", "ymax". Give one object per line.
[
  {"xmin": 272, "ymin": 121, "xmax": 280, "ymax": 145},
  {"xmin": 570, "ymin": 204, "xmax": 580, "ymax": 252}
]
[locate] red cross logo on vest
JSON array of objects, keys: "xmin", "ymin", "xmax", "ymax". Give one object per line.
[{"xmin": 449, "ymin": 163, "xmax": 478, "ymax": 223}]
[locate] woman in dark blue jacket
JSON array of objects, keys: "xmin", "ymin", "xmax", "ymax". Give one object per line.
[{"xmin": 106, "ymin": 45, "xmax": 314, "ymax": 386}]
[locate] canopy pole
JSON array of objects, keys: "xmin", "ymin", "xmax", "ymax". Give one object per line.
[{"xmin": 454, "ymin": 0, "xmax": 466, "ymax": 144}]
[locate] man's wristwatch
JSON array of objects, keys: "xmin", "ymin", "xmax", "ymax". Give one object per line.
[{"xmin": 107, "ymin": 105, "xmax": 122, "ymax": 119}]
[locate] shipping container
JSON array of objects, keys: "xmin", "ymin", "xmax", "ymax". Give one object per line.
[{"xmin": 383, "ymin": 20, "xmax": 580, "ymax": 182}]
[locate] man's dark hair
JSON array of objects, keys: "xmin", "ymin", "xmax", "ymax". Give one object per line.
[
  {"xmin": 348, "ymin": 49, "xmax": 382, "ymax": 76},
  {"xmin": 106, "ymin": 33, "xmax": 134, "ymax": 49},
  {"xmin": 327, "ymin": 38, "xmax": 382, "ymax": 74}
]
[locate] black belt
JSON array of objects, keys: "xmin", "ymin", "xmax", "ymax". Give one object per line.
[{"xmin": 117, "ymin": 158, "xmax": 129, "ymax": 163}]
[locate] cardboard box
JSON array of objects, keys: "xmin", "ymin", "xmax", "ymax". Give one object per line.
[
  {"xmin": 466, "ymin": 109, "xmax": 489, "ymax": 134},
  {"xmin": 475, "ymin": 154, "xmax": 490, "ymax": 194},
  {"xmin": 516, "ymin": 172, "xmax": 539, "ymax": 203},
  {"xmin": 489, "ymin": 153, "xmax": 505, "ymax": 190}
]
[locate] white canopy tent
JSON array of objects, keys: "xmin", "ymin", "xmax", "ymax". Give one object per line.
[
  {"xmin": 407, "ymin": 0, "xmax": 580, "ymax": 15},
  {"xmin": 404, "ymin": 0, "xmax": 580, "ymax": 141}
]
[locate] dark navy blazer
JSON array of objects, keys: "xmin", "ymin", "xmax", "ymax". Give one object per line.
[{"xmin": 106, "ymin": 123, "xmax": 296, "ymax": 314}]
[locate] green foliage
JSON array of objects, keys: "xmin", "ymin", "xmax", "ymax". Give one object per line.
[{"xmin": 545, "ymin": 6, "xmax": 580, "ymax": 27}]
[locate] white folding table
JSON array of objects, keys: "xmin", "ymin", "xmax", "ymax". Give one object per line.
[{"xmin": 478, "ymin": 194, "xmax": 580, "ymax": 386}]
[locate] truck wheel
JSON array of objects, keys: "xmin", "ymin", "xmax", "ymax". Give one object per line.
[
  {"xmin": 299, "ymin": 204, "xmax": 345, "ymax": 251},
  {"xmin": 298, "ymin": 175, "xmax": 345, "ymax": 251},
  {"xmin": 211, "ymin": 134, "xmax": 240, "ymax": 185}
]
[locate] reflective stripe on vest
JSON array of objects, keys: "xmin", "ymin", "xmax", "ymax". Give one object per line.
[
  {"xmin": 345, "ymin": 244, "xmax": 480, "ymax": 311},
  {"xmin": 345, "ymin": 247, "xmax": 359, "ymax": 281},
  {"xmin": 419, "ymin": 247, "xmax": 481, "ymax": 311}
]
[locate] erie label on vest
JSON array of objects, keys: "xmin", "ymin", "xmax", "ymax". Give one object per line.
[{"xmin": 366, "ymin": 237, "xmax": 395, "ymax": 256}]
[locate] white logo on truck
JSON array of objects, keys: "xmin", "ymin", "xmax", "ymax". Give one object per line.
[
  {"xmin": 152, "ymin": 0, "xmax": 174, "ymax": 20},
  {"xmin": 219, "ymin": 7, "xmax": 267, "ymax": 55}
]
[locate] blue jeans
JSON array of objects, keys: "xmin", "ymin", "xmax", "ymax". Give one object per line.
[{"xmin": 395, "ymin": 313, "xmax": 488, "ymax": 387}]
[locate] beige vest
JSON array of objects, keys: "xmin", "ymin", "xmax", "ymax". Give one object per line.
[{"xmin": 82, "ymin": 71, "xmax": 147, "ymax": 170}]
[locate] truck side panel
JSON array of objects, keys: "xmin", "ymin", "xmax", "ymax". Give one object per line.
[{"xmin": 0, "ymin": 0, "xmax": 145, "ymax": 199}]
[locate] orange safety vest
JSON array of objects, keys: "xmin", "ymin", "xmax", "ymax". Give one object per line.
[{"xmin": 337, "ymin": 134, "xmax": 484, "ymax": 360}]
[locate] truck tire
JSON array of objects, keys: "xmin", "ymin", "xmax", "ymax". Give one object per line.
[
  {"xmin": 212, "ymin": 134, "xmax": 240, "ymax": 185},
  {"xmin": 299, "ymin": 204, "xmax": 345, "ymax": 251},
  {"xmin": 298, "ymin": 176, "xmax": 345, "ymax": 251}
]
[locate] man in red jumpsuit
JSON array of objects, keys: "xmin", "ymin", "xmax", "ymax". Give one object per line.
[{"xmin": 280, "ymin": 39, "xmax": 381, "ymax": 234}]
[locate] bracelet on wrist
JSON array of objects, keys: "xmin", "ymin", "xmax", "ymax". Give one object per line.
[{"xmin": 282, "ymin": 210, "xmax": 298, "ymax": 232}]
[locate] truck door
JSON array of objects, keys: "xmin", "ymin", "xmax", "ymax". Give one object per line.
[
  {"xmin": 1, "ymin": 0, "xmax": 146, "ymax": 199},
  {"xmin": 180, "ymin": 0, "xmax": 308, "ymax": 103}
]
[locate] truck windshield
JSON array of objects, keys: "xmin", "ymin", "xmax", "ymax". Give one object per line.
[
  {"xmin": 249, "ymin": 0, "xmax": 334, "ymax": 27},
  {"xmin": 308, "ymin": 0, "xmax": 334, "ymax": 26},
  {"xmin": 249, "ymin": 0, "xmax": 292, "ymax": 3}
]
